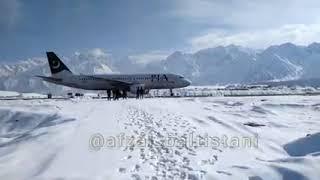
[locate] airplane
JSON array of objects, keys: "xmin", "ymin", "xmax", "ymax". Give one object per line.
[{"xmin": 37, "ymin": 52, "xmax": 191, "ymax": 98}]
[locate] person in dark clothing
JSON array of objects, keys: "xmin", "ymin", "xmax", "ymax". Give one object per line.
[
  {"xmin": 136, "ymin": 87, "xmax": 140, "ymax": 99},
  {"xmin": 122, "ymin": 90, "xmax": 127, "ymax": 99},
  {"xmin": 139, "ymin": 88, "xmax": 144, "ymax": 99},
  {"xmin": 112, "ymin": 89, "xmax": 118, "ymax": 100},
  {"xmin": 107, "ymin": 89, "xmax": 111, "ymax": 100},
  {"xmin": 116, "ymin": 89, "xmax": 121, "ymax": 100}
]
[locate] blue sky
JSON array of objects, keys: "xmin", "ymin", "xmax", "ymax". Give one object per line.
[{"xmin": 1, "ymin": 0, "xmax": 320, "ymax": 62}]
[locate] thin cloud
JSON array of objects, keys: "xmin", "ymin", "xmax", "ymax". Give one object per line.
[
  {"xmin": 129, "ymin": 51, "xmax": 169, "ymax": 64},
  {"xmin": 173, "ymin": 0, "xmax": 320, "ymax": 29},
  {"xmin": 172, "ymin": 0, "xmax": 320, "ymax": 51},
  {"xmin": 189, "ymin": 24, "xmax": 320, "ymax": 50}
]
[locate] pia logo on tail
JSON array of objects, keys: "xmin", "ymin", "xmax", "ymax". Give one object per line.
[{"xmin": 51, "ymin": 60, "xmax": 61, "ymax": 69}]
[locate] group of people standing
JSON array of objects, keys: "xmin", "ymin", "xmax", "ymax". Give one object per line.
[
  {"xmin": 105, "ymin": 88, "xmax": 144, "ymax": 100},
  {"xmin": 136, "ymin": 87, "xmax": 144, "ymax": 99},
  {"xmin": 106, "ymin": 89, "xmax": 127, "ymax": 100}
]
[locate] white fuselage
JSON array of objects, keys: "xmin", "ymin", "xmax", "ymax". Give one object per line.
[{"xmin": 45, "ymin": 73, "xmax": 191, "ymax": 91}]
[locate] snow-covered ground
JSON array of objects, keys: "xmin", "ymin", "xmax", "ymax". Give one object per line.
[
  {"xmin": 0, "ymin": 96, "xmax": 319, "ymax": 180},
  {"xmin": 0, "ymin": 91, "xmax": 47, "ymax": 99},
  {"xmin": 0, "ymin": 90, "xmax": 20, "ymax": 98},
  {"xmin": 151, "ymin": 86, "xmax": 320, "ymax": 97}
]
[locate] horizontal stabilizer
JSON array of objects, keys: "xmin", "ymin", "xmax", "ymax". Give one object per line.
[{"xmin": 35, "ymin": 75, "xmax": 62, "ymax": 83}]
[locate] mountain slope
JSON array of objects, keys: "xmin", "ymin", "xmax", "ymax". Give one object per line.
[{"xmin": 1, "ymin": 43, "xmax": 320, "ymax": 92}]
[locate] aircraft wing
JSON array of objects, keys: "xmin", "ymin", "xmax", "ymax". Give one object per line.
[{"xmin": 86, "ymin": 75, "xmax": 134, "ymax": 89}]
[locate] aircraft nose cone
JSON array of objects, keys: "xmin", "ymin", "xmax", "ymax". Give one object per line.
[{"xmin": 184, "ymin": 79, "xmax": 191, "ymax": 86}]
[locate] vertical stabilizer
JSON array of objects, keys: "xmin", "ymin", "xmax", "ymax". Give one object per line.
[{"xmin": 46, "ymin": 52, "xmax": 72, "ymax": 76}]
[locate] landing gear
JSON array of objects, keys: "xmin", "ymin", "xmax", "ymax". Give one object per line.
[{"xmin": 170, "ymin": 89, "xmax": 174, "ymax": 97}]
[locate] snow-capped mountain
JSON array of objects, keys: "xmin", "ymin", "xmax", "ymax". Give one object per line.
[
  {"xmin": 143, "ymin": 43, "xmax": 320, "ymax": 85},
  {"xmin": 1, "ymin": 43, "xmax": 320, "ymax": 92},
  {"xmin": 0, "ymin": 49, "xmax": 115, "ymax": 93}
]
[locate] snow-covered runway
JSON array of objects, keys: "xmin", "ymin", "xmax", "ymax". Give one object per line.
[{"xmin": 0, "ymin": 96, "xmax": 320, "ymax": 180}]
